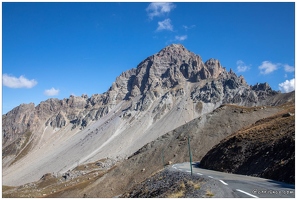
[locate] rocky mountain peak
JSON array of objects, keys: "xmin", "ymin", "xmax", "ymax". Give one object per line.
[
  {"xmin": 153, "ymin": 43, "xmax": 199, "ymax": 65},
  {"xmin": 157, "ymin": 43, "xmax": 188, "ymax": 55},
  {"xmin": 3, "ymin": 44, "xmax": 292, "ymax": 187},
  {"xmin": 110, "ymin": 44, "xmax": 231, "ymax": 101}
]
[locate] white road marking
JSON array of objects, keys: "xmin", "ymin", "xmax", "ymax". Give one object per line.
[
  {"xmin": 178, "ymin": 169, "xmax": 183, "ymax": 171},
  {"xmin": 219, "ymin": 180, "xmax": 228, "ymax": 185},
  {"xmin": 236, "ymin": 189, "xmax": 258, "ymax": 198},
  {"xmin": 186, "ymin": 170, "xmax": 191, "ymax": 173},
  {"xmin": 208, "ymin": 176, "xmax": 214, "ymax": 178},
  {"xmin": 196, "ymin": 173, "xmax": 203, "ymax": 175}
]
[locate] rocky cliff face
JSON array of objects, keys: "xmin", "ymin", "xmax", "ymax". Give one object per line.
[{"xmin": 2, "ymin": 44, "xmax": 291, "ymax": 186}]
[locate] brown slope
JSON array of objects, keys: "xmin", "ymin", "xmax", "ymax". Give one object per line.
[
  {"xmin": 200, "ymin": 103, "xmax": 295, "ymax": 184},
  {"xmin": 62, "ymin": 104, "xmax": 283, "ymax": 197}
]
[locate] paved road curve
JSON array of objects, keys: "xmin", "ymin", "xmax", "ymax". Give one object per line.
[{"xmin": 172, "ymin": 162, "xmax": 295, "ymax": 198}]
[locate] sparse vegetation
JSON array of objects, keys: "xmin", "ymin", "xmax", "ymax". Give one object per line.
[
  {"xmin": 167, "ymin": 189, "xmax": 185, "ymax": 198},
  {"xmin": 2, "ymin": 185, "xmax": 15, "ymax": 193},
  {"xmin": 187, "ymin": 180, "xmax": 200, "ymax": 190},
  {"xmin": 205, "ymin": 190, "xmax": 214, "ymax": 197},
  {"xmin": 179, "ymin": 181, "xmax": 186, "ymax": 189}
]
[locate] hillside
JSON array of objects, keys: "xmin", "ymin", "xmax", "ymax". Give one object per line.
[
  {"xmin": 200, "ymin": 103, "xmax": 295, "ymax": 184},
  {"xmin": 44, "ymin": 105, "xmax": 295, "ymax": 196},
  {"xmin": 3, "ymin": 102, "xmax": 294, "ymax": 197}
]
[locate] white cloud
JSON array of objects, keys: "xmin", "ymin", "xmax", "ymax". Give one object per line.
[
  {"xmin": 258, "ymin": 61, "xmax": 279, "ymax": 75},
  {"xmin": 44, "ymin": 87, "xmax": 60, "ymax": 96},
  {"xmin": 2, "ymin": 74, "xmax": 37, "ymax": 88},
  {"xmin": 156, "ymin": 18, "xmax": 173, "ymax": 31},
  {"xmin": 146, "ymin": 2, "xmax": 176, "ymax": 19},
  {"xmin": 236, "ymin": 60, "xmax": 250, "ymax": 72},
  {"xmin": 284, "ymin": 64, "xmax": 295, "ymax": 72},
  {"xmin": 175, "ymin": 35, "xmax": 187, "ymax": 41},
  {"xmin": 278, "ymin": 78, "xmax": 295, "ymax": 93}
]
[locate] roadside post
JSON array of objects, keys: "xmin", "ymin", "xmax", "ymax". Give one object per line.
[{"xmin": 188, "ymin": 136, "xmax": 193, "ymax": 175}]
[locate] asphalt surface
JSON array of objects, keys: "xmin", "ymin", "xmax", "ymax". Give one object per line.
[{"xmin": 172, "ymin": 162, "xmax": 295, "ymax": 198}]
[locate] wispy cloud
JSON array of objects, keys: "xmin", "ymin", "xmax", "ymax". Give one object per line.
[
  {"xmin": 156, "ymin": 18, "xmax": 173, "ymax": 31},
  {"xmin": 3, "ymin": 74, "xmax": 37, "ymax": 88},
  {"xmin": 175, "ymin": 35, "xmax": 187, "ymax": 41},
  {"xmin": 146, "ymin": 2, "xmax": 176, "ymax": 20},
  {"xmin": 284, "ymin": 64, "xmax": 295, "ymax": 72},
  {"xmin": 236, "ymin": 60, "xmax": 251, "ymax": 72},
  {"xmin": 279, "ymin": 78, "xmax": 295, "ymax": 93},
  {"xmin": 44, "ymin": 87, "xmax": 60, "ymax": 96},
  {"xmin": 183, "ymin": 25, "xmax": 196, "ymax": 31},
  {"xmin": 258, "ymin": 61, "xmax": 279, "ymax": 75}
]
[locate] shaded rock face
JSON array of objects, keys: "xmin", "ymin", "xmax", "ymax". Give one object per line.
[
  {"xmin": 2, "ymin": 103, "xmax": 37, "ymax": 145},
  {"xmin": 200, "ymin": 106, "xmax": 295, "ymax": 184},
  {"xmin": 45, "ymin": 112, "xmax": 67, "ymax": 129},
  {"xmin": 2, "ymin": 44, "xmax": 287, "ymax": 171}
]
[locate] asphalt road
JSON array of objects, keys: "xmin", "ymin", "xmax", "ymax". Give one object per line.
[{"xmin": 172, "ymin": 162, "xmax": 295, "ymax": 198}]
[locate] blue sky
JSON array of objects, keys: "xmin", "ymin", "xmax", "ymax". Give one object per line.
[{"xmin": 2, "ymin": 2, "xmax": 295, "ymax": 114}]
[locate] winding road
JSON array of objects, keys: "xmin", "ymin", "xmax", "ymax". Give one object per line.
[{"xmin": 172, "ymin": 162, "xmax": 295, "ymax": 198}]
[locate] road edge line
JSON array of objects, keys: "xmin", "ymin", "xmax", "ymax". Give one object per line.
[
  {"xmin": 236, "ymin": 189, "xmax": 258, "ymax": 198},
  {"xmin": 219, "ymin": 180, "xmax": 228, "ymax": 185}
]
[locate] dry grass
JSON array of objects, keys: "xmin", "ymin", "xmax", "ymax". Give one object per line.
[
  {"xmin": 180, "ymin": 181, "xmax": 186, "ymax": 189},
  {"xmin": 205, "ymin": 190, "xmax": 214, "ymax": 197},
  {"xmin": 187, "ymin": 180, "xmax": 200, "ymax": 190},
  {"xmin": 166, "ymin": 181, "xmax": 186, "ymax": 198},
  {"xmin": 2, "ymin": 185, "xmax": 15, "ymax": 192},
  {"xmin": 45, "ymin": 178, "xmax": 93, "ymax": 198},
  {"xmin": 167, "ymin": 190, "xmax": 185, "ymax": 198}
]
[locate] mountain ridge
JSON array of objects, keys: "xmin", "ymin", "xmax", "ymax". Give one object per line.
[{"xmin": 2, "ymin": 44, "xmax": 292, "ymax": 186}]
